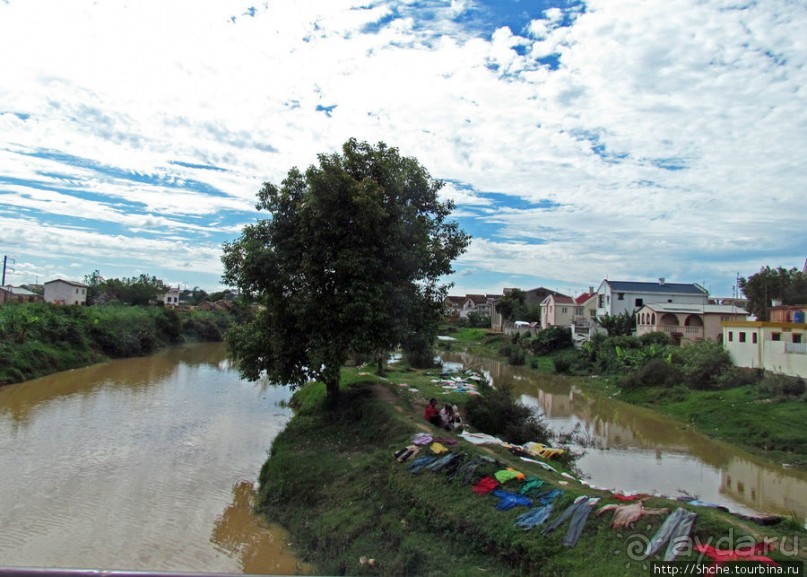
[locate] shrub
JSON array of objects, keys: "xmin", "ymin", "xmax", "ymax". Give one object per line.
[
  {"xmin": 553, "ymin": 356, "xmax": 571, "ymax": 374},
  {"xmin": 670, "ymin": 341, "xmax": 732, "ymax": 390},
  {"xmin": 639, "ymin": 331, "xmax": 672, "ymax": 346},
  {"xmin": 621, "ymin": 358, "xmax": 683, "ymax": 390},
  {"xmin": 464, "ymin": 382, "xmax": 552, "ymax": 445},
  {"xmin": 508, "ymin": 348, "xmax": 526, "ymax": 366}
]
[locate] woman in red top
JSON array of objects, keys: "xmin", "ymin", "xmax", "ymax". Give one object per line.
[{"xmin": 424, "ymin": 398, "xmax": 441, "ymax": 426}]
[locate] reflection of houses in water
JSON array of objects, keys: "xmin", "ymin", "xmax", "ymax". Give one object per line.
[{"xmin": 720, "ymin": 457, "xmax": 807, "ymax": 520}]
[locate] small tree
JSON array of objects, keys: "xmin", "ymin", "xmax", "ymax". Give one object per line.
[
  {"xmin": 595, "ymin": 311, "xmax": 636, "ymax": 336},
  {"xmin": 222, "ymin": 139, "xmax": 470, "ymax": 403}
]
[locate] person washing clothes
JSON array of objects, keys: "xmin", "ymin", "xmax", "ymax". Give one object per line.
[{"xmin": 424, "ymin": 398, "xmax": 441, "ymax": 426}]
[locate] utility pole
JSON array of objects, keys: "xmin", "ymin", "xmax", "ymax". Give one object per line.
[{"xmin": 2, "ymin": 255, "xmax": 14, "ymax": 286}]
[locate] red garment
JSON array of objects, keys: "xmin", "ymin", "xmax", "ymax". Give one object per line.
[
  {"xmin": 694, "ymin": 543, "xmax": 778, "ymax": 574},
  {"xmin": 472, "ymin": 476, "xmax": 500, "ymax": 495},
  {"xmin": 424, "ymin": 404, "xmax": 439, "ymax": 422}
]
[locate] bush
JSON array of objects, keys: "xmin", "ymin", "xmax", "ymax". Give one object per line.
[
  {"xmin": 508, "ymin": 348, "xmax": 526, "ymax": 366},
  {"xmin": 639, "ymin": 331, "xmax": 672, "ymax": 346},
  {"xmin": 760, "ymin": 373, "xmax": 807, "ymax": 398},
  {"xmin": 464, "ymin": 382, "xmax": 552, "ymax": 445},
  {"xmin": 670, "ymin": 341, "xmax": 732, "ymax": 390},
  {"xmin": 621, "ymin": 358, "xmax": 683, "ymax": 390},
  {"xmin": 525, "ymin": 326, "xmax": 573, "ymax": 355},
  {"xmin": 553, "ymin": 356, "xmax": 571, "ymax": 374}
]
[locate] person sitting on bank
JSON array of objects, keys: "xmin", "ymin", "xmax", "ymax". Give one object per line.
[
  {"xmin": 424, "ymin": 398, "xmax": 441, "ymax": 426},
  {"xmin": 439, "ymin": 404, "xmax": 460, "ymax": 431}
]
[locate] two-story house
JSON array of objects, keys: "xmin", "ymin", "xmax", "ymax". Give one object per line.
[
  {"xmin": 595, "ymin": 279, "xmax": 708, "ymax": 319},
  {"xmin": 540, "ymin": 293, "xmax": 574, "ymax": 329}
]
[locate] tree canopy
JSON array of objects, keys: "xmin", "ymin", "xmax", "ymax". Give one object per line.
[
  {"xmin": 739, "ymin": 265, "xmax": 807, "ymax": 320},
  {"xmin": 221, "ymin": 139, "xmax": 470, "ymax": 402}
]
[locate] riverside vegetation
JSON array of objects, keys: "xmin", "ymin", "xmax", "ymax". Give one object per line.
[
  {"xmin": 0, "ymin": 301, "xmax": 249, "ymax": 385},
  {"xmin": 257, "ymin": 356, "xmax": 806, "ymax": 576},
  {"xmin": 440, "ymin": 326, "xmax": 807, "ymax": 468}
]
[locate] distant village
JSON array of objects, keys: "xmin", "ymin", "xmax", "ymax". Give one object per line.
[
  {"xmin": 445, "ymin": 278, "xmax": 807, "ymax": 379},
  {"xmin": 3, "ymin": 275, "xmax": 806, "ymax": 380}
]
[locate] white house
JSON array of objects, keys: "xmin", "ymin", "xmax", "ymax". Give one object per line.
[
  {"xmin": 163, "ymin": 287, "xmax": 180, "ymax": 307},
  {"xmin": 44, "ymin": 279, "xmax": 88, "ymax": 305},
  {"xmin": 595, "ymin": 279, "xmax": 708, "ymax": 319},
  {"xmin": 722, "ymin": 321, "xmax": 807, "ymax": 378},
  {"xmin": 636, "ymin": 303, "xmax": 749, "ymax": 343}
]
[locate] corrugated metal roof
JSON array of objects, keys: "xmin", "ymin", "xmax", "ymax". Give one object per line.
[
  {"xmin": 0, "ymin": 285, "xmax": 38, "ymax": 296},
  {"xmin": 605, "ymin": 280, "xmax": 707, "ymax": 295}
]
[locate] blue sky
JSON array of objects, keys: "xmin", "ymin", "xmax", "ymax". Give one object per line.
[{"xmin": 1, "ymin": 0, "xmax": 805, "ymax": 299}]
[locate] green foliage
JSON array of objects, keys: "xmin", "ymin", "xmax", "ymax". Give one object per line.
[
  {"xmin": 759, "ymin": 373, "xmax": 807, "ymax": 398},
  {"xmin": 525, "ymin": 325, "xmax": 573, "ymax": 355},
  {"xmin": 669, "ymin": 341, "xmax": 732, "ymax": 390},
  {"xmin": 221, "ymin": 139, "xmax": 470, "ymax": 401},
  {"xmin": 464, "ymin": 382, "xmax": 552, "ymax": 445},
  {"xmin": 84, "ymin": 271, "xmax": 170, "ymax": 306},
  {"xmin": 0, "ymin": 302, "xmax": 240, "ymax": 384},
  {"xmin": 740, "ymin": 265, "xmax": 807, "ymax": 320},
  {"xmin": 464, "ymin": 311, "xmax": 490, "ymax": 328},
  {"xmin": 620, "ymin": 358, "xmax": 683, "ymax": 390},
  {"xmin": 594, "ymin": 310, "xmax": 637, "ymax": 336}
]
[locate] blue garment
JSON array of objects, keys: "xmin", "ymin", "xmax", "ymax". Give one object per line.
[
  {"xmin": 542, "ymin": 496, "xmax": 597, "ymax": 547},
  {"xmin": 491, "ymin": 489, "xmax": 533, "ymax": 511},
  {"xmin": 424, "ymin": 452, "xmax": 462, "ymax": 473},
  {"xmin": 644, "ymin": 507, "xmax": 697, "ymax": 561},
  {"xmin": 407, "ymin": 455, "xmax": 437, "ymax": 473},
  {"xmin": 533, "ymin": 488, "xmax": 564, "ymax": 505},
  {"xmin": 515, "ymin": 504, "xmax": 554, "ymax": 530}
]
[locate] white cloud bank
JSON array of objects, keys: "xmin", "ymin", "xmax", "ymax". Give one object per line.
[{"xmin": 0, "ymin": 0, "xmax": 805, "ymax": 295}]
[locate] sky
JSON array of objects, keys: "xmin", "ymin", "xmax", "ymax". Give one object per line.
[{"xmin": 1, "ymin": 0, "xmax": 806, "ymax": 299}]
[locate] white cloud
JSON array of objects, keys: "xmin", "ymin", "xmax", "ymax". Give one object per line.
[{"xmin": 0, "ymin": 0, "xmax": 805, "ymax": 293}]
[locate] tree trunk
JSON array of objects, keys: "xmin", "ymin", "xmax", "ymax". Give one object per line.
[{"xmin": 324, "ymin": 374, "xmax": 341, "ymax": 407}]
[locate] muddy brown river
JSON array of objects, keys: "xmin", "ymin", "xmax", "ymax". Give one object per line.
[
  {"xmin": 441, "ymin": 351, "xmax": 807, "ymax": 523},
  {"xmin": 0, "ymin": 343, "xmax": 313, "ymax": 575},
  {"xmin": 2, "ymin": 344, "xmax": 805, "ymax": 575}
]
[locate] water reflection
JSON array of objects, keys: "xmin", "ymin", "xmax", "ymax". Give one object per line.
[
  {"xmin": 211, "ymin": 481, "xmax": 315, "ymax": 575},
  {"xmin": 441, "ymin": 351, "xmax": 807, "ymax": 521},
  {"xmin": 0, "ymin": 343, "xmax": 308, "ymax": 574}
]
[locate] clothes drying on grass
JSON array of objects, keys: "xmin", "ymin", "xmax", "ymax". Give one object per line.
[
  {"xmin": 519, "ymin": 477, "xmax": 544, "ymax": 495},
  {"xmin": 449, "ymin": 455, "xmax": 497, "ymax": 485},
  {"xmin": 430, "ymin": 442, "xmax": 449, "ymax": 454},
  {"xmin": 694, "ymin": 543, "xmax": 778, "ymax": 569},
  {"xmin": 643, "ymin": 507, "xmax": 697, "ymax": 561},
  {"xmin": 494, "ymin": 467, "xmax": 525, "ymax": 484},
  {"xmin": 596, "ymin": 502, "xmax": 670, "ymax": 529},
  {"xmin": 424, "ymin": 452, "xmax": 463, "ymax": 473},
  {"xmin": 394, "ymin": 445, "xmax": 420, "ymax": 463},
  {"xmin": 515, "ymin": 504, "xmax": 555, "ymax": 530},
  {"xmin": 472, "ymin": 475, "xmax": 500, "ymax": 495},
  {"xmin": 407, "ymin": 455, "xmax": 437, "ymax": 473},
  {"xmin": 532, "ymin": 488, "xmax": 564, "ymax": 506},
  {"xmin": 411, "ymin": 433, "xmax": 433, "ymax": 446},
  {"xmin": 541, "ymin": 496, "xmax": 600, "ymax": 547},
  {"xmin": 432, "ymin": 436, "xmax": 458, "ymax": 446},
  {"xmin": 491, "ymin": 489, "xmax": 533, "ymax": 511}
]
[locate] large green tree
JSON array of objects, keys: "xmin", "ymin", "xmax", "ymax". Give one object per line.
[
  {"xmin": 221, "ymin": 139, "xmax": 470, "ymax": 402},
  {"xmin": 739, "ymin": 265, "xmax": 807, "ymax": 320}
]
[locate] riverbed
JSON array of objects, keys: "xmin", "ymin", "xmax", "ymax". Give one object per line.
[{"xmin": 0, "ymin": 343, "xmax": 312, "ymax": 575}]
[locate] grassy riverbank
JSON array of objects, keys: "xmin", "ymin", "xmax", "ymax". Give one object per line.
[
  {"xmin": 440, "ymin": 328, "xmax": 807, "ymax": 468},
  {"xmin": 257, "ymin": 364, "xmax": 806, "ymax": 576},
  {"xmin": 0, "ymin": 302, "xmax": 244, "ymax": 385}
]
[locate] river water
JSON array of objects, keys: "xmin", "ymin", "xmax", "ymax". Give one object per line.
[
  {"xmin": 0, "ymin": 343, "xmax": 313, "ymax": 575},
  {"xmin": 441, "ymin": 351, "xmax": 807, "ymax": 523}
]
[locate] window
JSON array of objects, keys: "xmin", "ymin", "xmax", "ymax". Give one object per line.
[
  {"xmin": 728, "ymin": 331, "xmax": 733, "ymax": 342},
  {"xmin": 617, "ymin": 292, "xmax": 624, "ymax": 300},
  {"xmin": 772, "ymin": 333, "xmax": 781, "ymax": 341},
  {"xmin": 598, "ymin": 295, "xmax": 604, "ymax": 308},
  {"xmin": 635, "ymin": 298, "xmax": 643, "ymax": 307},
  {"xmin": 752, "ymin": 333, "xmax": 757, "ymax": 344},
  {"xmin": 561, "ymin": 307, "xmax": 567, "ymax": 313},
  {"xmin": 794, "ymin": 334, "xmax": 803, "ymax": 344},
  {"xmin": 739, "ymin": 332, "xmax": 746, "ymax": 343}
]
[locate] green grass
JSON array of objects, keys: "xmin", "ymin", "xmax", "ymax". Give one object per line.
[{"xmin": 256, "ymin": 368, "xmax": 806, "ymax": 576}]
